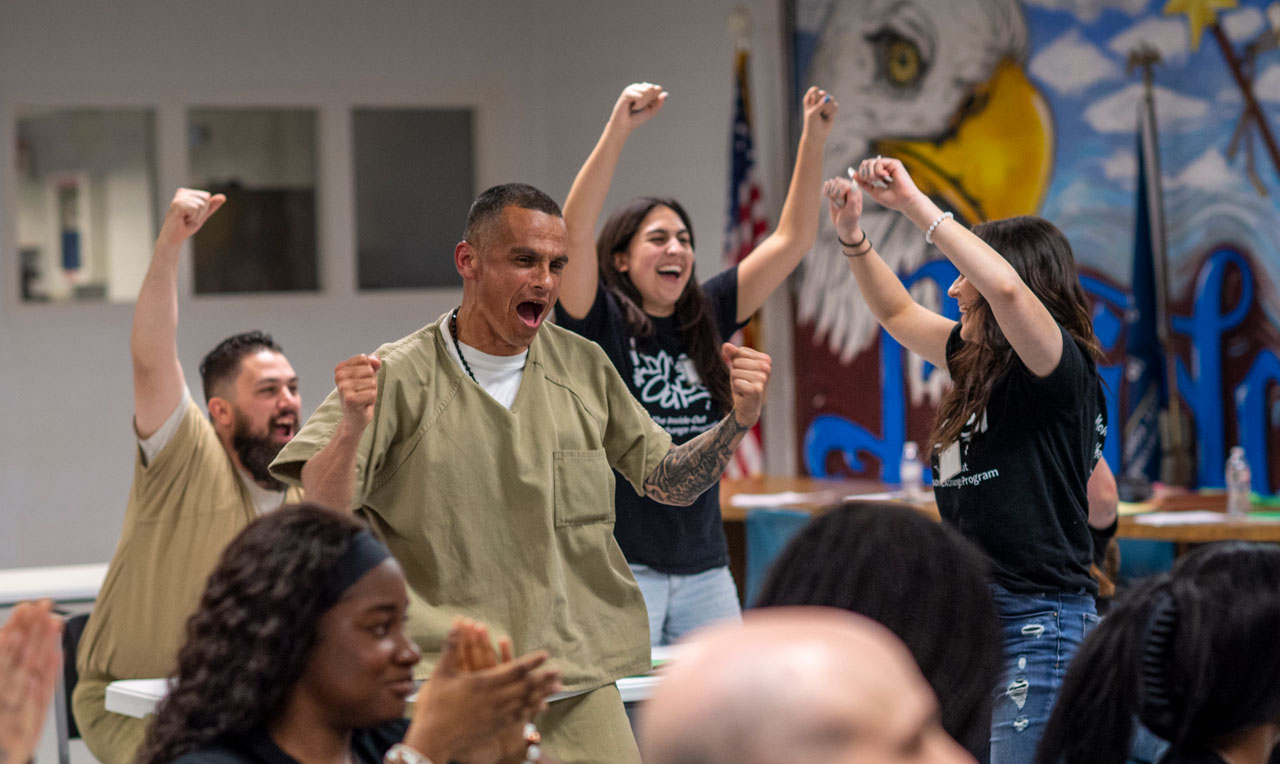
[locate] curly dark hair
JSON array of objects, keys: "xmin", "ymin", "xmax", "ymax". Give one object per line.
[
  {"xmin": 137, "ymin": 504, "xmax": 367, "ymax": 764},
  {"xmin": 198, "ymin": 331, "xmax": 285, "ymax": 403},
  {"xmin": 753, "ymin": 501, "xmax": 1002, "ymax": 759},
  {"xmin": 596, "ymin": 197, "xmax": 732, "ymax": 412}
]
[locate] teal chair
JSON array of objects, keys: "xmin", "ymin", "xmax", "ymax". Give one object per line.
[
  {"xmin": 743, "ymin": 508, "xmax": 812, "ymax": 606},
  {"xmin": 1116, "ymin": 538, "xmax": 1176, "ymax": 583}
]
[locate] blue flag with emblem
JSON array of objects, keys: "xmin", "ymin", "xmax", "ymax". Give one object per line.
[{"xmin": 1122, "ymin": 110, "xmax": 1164, "ymax": 485}]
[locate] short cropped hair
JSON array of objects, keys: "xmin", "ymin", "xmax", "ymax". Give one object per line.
[
  {"xmin": 198, "ymin": 331, "xmax": 284, "ymax": 403},
  {"xmin": 462, "ymin": 183, "xmax": 562, "ymax": 248}
]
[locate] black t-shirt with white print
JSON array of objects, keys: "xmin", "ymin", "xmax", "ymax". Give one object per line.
[
  {"xmin": 554, "ymin": 266, "xmax": 743, "ymax": 574},
  {"xmin": 932, "ymin": 323, "xmax": 1106, "ymax": 596}
]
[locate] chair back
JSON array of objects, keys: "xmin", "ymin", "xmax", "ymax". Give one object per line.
[
  {"xmin": 1116, "ymin": 539, "xmax": 1176, "ymax": 583},
  {"xmin": 744, "ymin": 508, "xmax": 811, "ymax": 606},
  {"xmin": 55, "ymin": 612, "xmax": 91, "ymax": 764}
]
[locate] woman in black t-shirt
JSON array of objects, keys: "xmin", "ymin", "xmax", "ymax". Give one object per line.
[
  {"xmin": 1037, "ymin": 542, "xmax": 1280, "ymax": 764},
  {"xmin": 137, "ymin": 505, "xmax": 559, "ymax": 764},
  {"xmin": 555, "ymin": 82, "xmax": 836, "ymax": 645},
  {"xmin": 824, "ymin": 158, "xmax": 1106, "ymax": 763}
]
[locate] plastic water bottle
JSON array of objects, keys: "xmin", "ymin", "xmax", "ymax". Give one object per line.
[
  {"xmin": 900, "ymin": 441, "xmax": 923, "ymax": 500},
  {"xmin": 1226, "ymin": 445, "xmax": 1252, "ymax": 518}
]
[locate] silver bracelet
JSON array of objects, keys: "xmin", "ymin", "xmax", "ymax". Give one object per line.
[{"xmin": 924, "ymin": 211, "xmax": 953, "ymax": 245}]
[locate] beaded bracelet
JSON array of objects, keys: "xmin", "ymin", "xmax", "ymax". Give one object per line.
[{"xmin": 924, "ymin": 211, "xmax": 953, "ymax": 245}]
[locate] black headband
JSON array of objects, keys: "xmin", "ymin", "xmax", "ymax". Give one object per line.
[{"xmin": 321, "ymin": 530, "xmax": 392, "ymax": 606}]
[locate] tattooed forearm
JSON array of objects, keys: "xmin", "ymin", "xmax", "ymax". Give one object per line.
[{"xmin": 643, "ymin": 413, "xmax": 750, "ymax": 505}]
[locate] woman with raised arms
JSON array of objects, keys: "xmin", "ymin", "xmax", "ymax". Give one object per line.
[
  {"xmin": 555, "ymin": 81, "xmax": 836, "ymax": 645},
  {"xmin": 823, "ymin": 157, "xmax": 1107, "ymax": 763}
]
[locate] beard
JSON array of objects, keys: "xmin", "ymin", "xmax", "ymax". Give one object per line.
[{"xmin": 232, "ymin": 412, "xmax": 287, "ymax": 491}]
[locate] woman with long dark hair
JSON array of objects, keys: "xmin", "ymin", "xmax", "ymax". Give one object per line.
[
  {"xmin": 824, "ymin": 158, "xmax": 1107, "ymax": 763},
  {"xmin": 555, "ymin": 82, "xmax": 836, "ymax": 645},
  {"xmin": 753, "ymin": 501, "xmax": 1002, "ymax": 759},
  {"xmin": 138, "ymin": 505, "xmax": 559, "ymax": 764},
  {"xmin": 1037, "ymin": 542, "xmax": 1280, "ymax": 764}
]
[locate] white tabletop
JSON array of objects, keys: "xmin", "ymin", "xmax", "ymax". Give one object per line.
[
  {"xmin": 104, "ymin": 679, "xmax": 170, "ymax": 719},
  {"xmin": 0, "ymin": 562, "xmax": 109, "ymax": 607},
  {"xmin": 106, "ymin": 672, "xmax": 664, "ymax": 719}
]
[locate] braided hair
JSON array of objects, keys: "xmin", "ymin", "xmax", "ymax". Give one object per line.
[{"xmin": 1037, "ymin": 542, "xmax": 1280, "ymax": 764}]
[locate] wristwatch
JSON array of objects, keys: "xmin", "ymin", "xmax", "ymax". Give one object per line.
[{"xmin": 384, "ymin": 743, "xmax": 435, "ymax": 764}]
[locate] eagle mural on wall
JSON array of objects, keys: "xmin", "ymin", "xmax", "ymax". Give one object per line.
[
  {"xmin": 791, "ymin": 0, "xmax": 1280, "ymax": 491},
  {"xmin": 798, "ymin": 0, "xmax": 1053, "ymax": 379}
]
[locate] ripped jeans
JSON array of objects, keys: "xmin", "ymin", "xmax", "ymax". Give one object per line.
[{"xmin": 988, "ymin": 584, "xmax": 1097, "ymax": 764}]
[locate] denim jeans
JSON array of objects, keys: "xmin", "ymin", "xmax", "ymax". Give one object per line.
[
  {"xmin": 630, "ymin": 564, "xmax": 741, "ymax": 646},
  {"xmin": 988, "ymin": 584, "xmax": 1098, "ymax": 764}
]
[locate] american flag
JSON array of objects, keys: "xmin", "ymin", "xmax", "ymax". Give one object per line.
[{"xmin": 723, "ymin": 47, "xmax": 767, "ymax": 478}]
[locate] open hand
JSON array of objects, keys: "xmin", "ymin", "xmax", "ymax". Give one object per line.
[
  {"xmin": 610, "ymin": 82, "xmax": 667, "ymax": 131},
  {"xmin": 723, "ymin": 343, "xmax": 771, "ymax": 429},
  {"xmin": 157, "ymin": 188, "xmax": 225, "ymax": 247},
  {"xmin": 0, "ymin": 600, "xmax": 62, "ymax": 764},
  {"xmin": 334, "ymin": 354, "xmax": 381, "ymax": 432},
  {"xmin": 405, "ymin": 620, "xmax": 561, "ymax": 764}
]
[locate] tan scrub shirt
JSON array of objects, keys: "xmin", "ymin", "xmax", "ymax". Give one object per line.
[
  {"xmin": 74, "ymin": 400, "xmax": 302, "ymax": 764},
  {"xmin": 272, "ymin": 316, "xmax": 673, "ymax": 692}
]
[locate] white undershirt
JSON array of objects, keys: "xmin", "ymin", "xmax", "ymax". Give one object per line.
[
  {"xmin": 238, "ymin": 466, "xmax": 290, "ymax": 515},
  {"xmin": 441, "ymin": 313, "xmax": 527, "ymax": 409},
  {"xmin": 139, "ymin": 384, "xmax": 287, "ymax": 515}
]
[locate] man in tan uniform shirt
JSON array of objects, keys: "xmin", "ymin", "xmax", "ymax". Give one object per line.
[
  {"xmin": 272, "ymin": 183, "xmax": 773, "ymax": 764},
  {"xmin": 74, "ymin": 190, "xmax": 304, "ymax": 764}
]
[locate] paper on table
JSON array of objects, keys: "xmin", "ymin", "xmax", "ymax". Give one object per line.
[
  {"xmin": 843, "ymin": 491, "xmax": 899, "ymax": 501},
  {"xmin": 1134, "ymin": 511, "xmax": 1229, "ymax": 526},
  {"xmin": 729, "ymin": 491, "xmax": 829, "ymax": 508},
  {"xmin": 1118, "ymin": 501, "xmax": 1156, "ymax": 516}
]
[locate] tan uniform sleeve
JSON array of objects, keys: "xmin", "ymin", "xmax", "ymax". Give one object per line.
[
  {"xmin": 269, "ymin": 355, "xmax": 398, "ymax": 510},
  {"xmin": 132, "ymin": 399, "xmax": 228, "ymax": 524}
]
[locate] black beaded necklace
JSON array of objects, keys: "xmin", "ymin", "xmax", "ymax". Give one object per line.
[{"xmin": 448, "ymin": 307, "xmax": 478, "ymax": 384}]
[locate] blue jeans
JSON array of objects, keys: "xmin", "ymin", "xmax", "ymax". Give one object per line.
[
  {"xmin": 630, "ymin": 564, "xmax": 741, "ymax": 646},
  {"xmin": 988, "ymin": 584, "xmax": 1098, "ymax": 764}
]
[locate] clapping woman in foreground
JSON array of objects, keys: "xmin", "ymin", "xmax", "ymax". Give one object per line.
[{"xmin": 139, "ymin": 505, "xmax": 560, "ymax": 764}]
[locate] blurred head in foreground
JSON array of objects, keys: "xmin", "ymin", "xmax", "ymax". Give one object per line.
[{"xmin": 639, "ymin": 607, "xmax": 975, "ymax": 764}]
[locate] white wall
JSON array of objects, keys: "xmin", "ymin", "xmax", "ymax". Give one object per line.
[{"xmin": 0, "ymin": 0, "xmax": 796, "ymax": 569}]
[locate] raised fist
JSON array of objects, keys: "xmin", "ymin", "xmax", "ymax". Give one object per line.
[
  {"xmin": 722, "ymin": 343, "xmax": 772, "ymax": 428},
  {"xmin": 158, "ymin": 188, "xmax": 226, "ymax": 246},
  {"xmin": 611, "ymin": 81, "xmax": 667, "ymax": 131},
  {"xmin": 335, "ymin": 353, "xmax": 381, "ymax": 432}
]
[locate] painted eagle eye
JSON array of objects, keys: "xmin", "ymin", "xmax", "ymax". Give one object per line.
[
  {"xmin": 887, "ymin": 38, "xmax": 921, "ymax": 86},
  {"xmin": 867, "ymin": 29, "xmax": 927, "ymax": 90}
]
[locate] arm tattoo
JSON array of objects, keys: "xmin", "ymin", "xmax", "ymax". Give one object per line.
[{"xmin": 643, "ymin": 413, "xmax": 749, "ymax": 506}]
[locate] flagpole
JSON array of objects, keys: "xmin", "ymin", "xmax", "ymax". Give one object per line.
[
  {"xmin": 723, "ymin": 6, "xmax": 767, "ymax": 478},
  {"xmin": 1127, "ymin": 46, "xmax": 1193, "ymax": 487}
]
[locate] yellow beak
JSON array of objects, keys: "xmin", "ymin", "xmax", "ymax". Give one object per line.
[{"xmin": 874, "ymin": 58, "xmax": 1054, "ymax": 223}]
